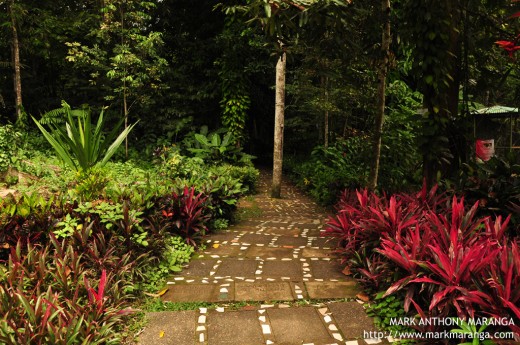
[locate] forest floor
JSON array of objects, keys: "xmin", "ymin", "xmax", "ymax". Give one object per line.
[{"xmin": 137, "ymin": 170, "xmax": 394, "ymax": 345}]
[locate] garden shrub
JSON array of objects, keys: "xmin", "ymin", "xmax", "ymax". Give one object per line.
[
  {"xmin": 155, "ymin": 186, "xmax": 210, "ymax": 246},
  {"xmin": 455, "ymin": 153, "xmax": 520, "ymax": 236},
  {"xmin": 325, "ymin": 186, "xmax": 520, "ymax": 339},
  {"xmin": 182, "ymin": 126, "xmax": 254, "ymax": 166},
  {"xmin": 0, "ymin": 122, "xmax": 257, "ymax": 344},
  {"xmin": 287, "ymin": 137, "xmax": 369, "ymax": 205},
  {"xmin": 0, "ymin": 233, "xmax": 138, "ymax": 344}
]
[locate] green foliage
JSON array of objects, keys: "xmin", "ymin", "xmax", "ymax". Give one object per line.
[
  {"xmin": 72, "ymin": 165, "xmax": 110, "ymax": 201},
  {"xmin": 0, "ymin": 124, "xmax": 21, "ymax": 173},
  {"xmin": 450, "ymin": 318, "xmax": 495, "ymax": 345},
  {"xmin": 217, "ymin": 17, "xmax": 253, "ymax": 143},
  {"xmin": 155, "ymin": 147, "xmax": 205, "ymax": 180},
  {"xmin": 366, "ymin": 295, "xmax": 414, "ymax": 343},
  {"xmin": 184, "ymin": 127, "xmax": 253, "ymax": 165},
  {"xmin": 210, "ymin": 164, "xmax": 259, "ymax": 194},
  {"xmin": 288, "ymin": 137, "xmax": 369, "ymax": 205},
  {"xmin": 32, "ymin": 101, "xmax": 137, "ymax": 172},
  {"xmin": 287, "ymin": 81, "xmax": 422, "ymax": 205},
  {"xmin": 54, "ymin": 213, "xmax": 81, "ymax": 238},
  {"xmin": 142, "ymin": 236, "xmax": 194, "ymax": 292},
  {"xmin": 65, "ymin": 0, "xmax": 168, "ymax": 109},
  {"xmin": 210, "ymin": 218, "xmax": 229, "ymax": 231},
  {"xmin": 454, "ymin": 153, "xmax": 520, "ymax": 235}
]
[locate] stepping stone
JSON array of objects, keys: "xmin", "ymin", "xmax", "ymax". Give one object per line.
[
  {"xmin": 328, "ymin": 302, "xmax": 378, "ymax": 339},
  {"xmin": 311, "ymin": 237, "xmax": 332, "ymax": 248},
  {"xmin": 245, "ymin": 246, "xmax": 294, "ymax": 259},
  {"xmin": 305, "ymin": 281, "xmax": 359, "ymax": 299},
  {"xmin": 138, "ymin": 311, "xmax": 197, "ymax": 345},
  {"xmin": 240, "ymin": 233, "xmax": 275, "ymax": 245},
  {"xmin": 235, "ymin": 281, "xmax": 294, "ymax": 301},
  {"xmin": 204, "ymin": 245, "xmax": 242, "ymax": 257},
  {"xmin": 162, "ymin": 284, "xmax": 234, "ymax": 302},
  {"xmin": 207, "ymin": 310, "xmax": 265, "ymax": 345},
  {"xmin": 262, "ymin": 260, "xmax": 303, "ymax": 278},
  {"xmin": 206, "ymin": 232, "xmax": 239, "ymax": 242},
  {"xmin": 275, "ymin": 236, "xmax": 309, "ymax": 247},
  {"xmin": 301, "ymin": 247, "xmax": 335, "ymax": 258},
  {"xmin": 267, "ymin": 307, "xmax": 338, "ymax": 344},
  {"xmin": 181, "ymin": 259, "xmax": 218, "ymax": 277},
  {"xmin": 262, "ymin": 227, "xmax": 302, "ymax": 236},
  {"xmin": 309, "ymin": 260, "xmax": 347, "ymax": 280},
  {"xmin": 216, "ymin": 259, "xmax": 258, "ymax": 277}
]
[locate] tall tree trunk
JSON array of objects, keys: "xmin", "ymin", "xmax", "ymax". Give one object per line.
[
  {"xmin": 368, "ymin": 0, "xmax": 391, "ymax": 190},
  {"xmin": 322, "ymin": 76, "xmax": 329, "ymax": 148},
  {"xmin": 271, "ymin": 49, "xmax": 286, "ymax": 198},
  {"xmin": 10, "ymin": 0, "xmax": 22, "ymax": 122}
]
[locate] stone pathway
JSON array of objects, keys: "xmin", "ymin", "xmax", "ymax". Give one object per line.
[{"xmin": 138, "ymin": 170, "xmax": 392, "ymax": 345}]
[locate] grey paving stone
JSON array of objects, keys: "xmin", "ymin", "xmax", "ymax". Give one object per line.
[
  {"xmin": 244, "ymin": 246, "xmax": 294, "ymax": 259},
  {"xmin": 216, "ymin": 259, "xmax": 258, "ymax": 277},
  {"xmin": 138, "ymin": 311, "xmax": 197, "ymax": 345},
  {"xmin": 310, "ymin": 259, "xmax": 347, "ymax": 279},
  {"xmin": 262, "ymin": 227, "xmax": 302, "ymax": 236},
  {"xmin": 275, "ymin": 236, "xmax": 309, "ymax": 247},
  {"xmin": 181, "ymin": 259, "xmax": 218, "ymax": 277},
  {"xmin": 235, "ymin": 281, "xmax": 294, "ymax": 301},
  {"xmin": 240, "ymin": 233, "xmax": 275, "ymax": 245},
  {"xmin": 267, "ymin": 307, "xmax": 337, "ymax": 344},
  {"xmin": 312, "ymin": 237, "xmax": 334, "ymax": 248},
  {"xmin": 205, "ymin": 231, "xmax": 239, "ymax": 242},
  {"xmin": 162, "ymin": 284, "xmax": 233, "ymax": 302},
  {"xmin": 305, "ymin": 281, "xmax": 359, "ymax": 299},
  {"xmin": 328, "ymin": 302, "xmax": 378, "ymax": 339},
  {"xmin": 203, "ymin": 244, "xmax": 243, "ymax": 257},
  {"xmin": 262, "ymin": 260, "xmax": 303, "ymax": 278},
  {"xmin": 301, "ymin": 247, "xmax": 335, "ymax": 258},
  {"xmin": 207, "ymin": 310, "xmax": 265, "ymax": 345}
]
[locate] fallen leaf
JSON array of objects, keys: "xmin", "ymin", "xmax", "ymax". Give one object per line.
[
  {"xmin": 159, "ymin": 331, "xmax": 165, "ymax": 338},
  {"xmin": 158, "ymin": 288, "xmax": 169, "ymax": 296},
  {"xmin": 144, "ymin": 288, "xmax": 169, "ymax": 298},
  {"xmin": 356, "ymin": 292, "xmax": 370, "ymax": 302},
  {"xmin": 212, "ymin": 243, "xmax": 220, "ymax": 248},
  {"xmin": 342, "ymin": 266, "xmax": 352, "ymax": 276}
]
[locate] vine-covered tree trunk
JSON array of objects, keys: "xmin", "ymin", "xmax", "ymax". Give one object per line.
[
  {"xmin": 422, "ymin": 1, "xmax": 461, "ymax": 185},
  {"xmin": 10, "ymin": 0, "xmax": 22, "ymax": 122},
  {"xmin": 272, "ymin": 49, "xmax": 286, "ymax": 198},
  {"xmin": 368, "ymin": 0, "xmax": 391, "ymax": 190}
]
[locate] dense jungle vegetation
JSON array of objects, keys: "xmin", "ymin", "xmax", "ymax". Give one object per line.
[{"xmin": 0, "ymin": 0, "xmax": 519, "ymax": 343}]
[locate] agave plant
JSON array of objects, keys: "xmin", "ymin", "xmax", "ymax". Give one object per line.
[{"xmin": 32, "ymin": 101, "xmax": 137, "ymax": 172}]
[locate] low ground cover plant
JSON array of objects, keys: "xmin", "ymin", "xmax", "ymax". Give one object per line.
[
  {"xmin": 325, "ymin": 184, "xmax": 520, "ymax": 341},
  {"xmin": 0, "ymin": 122, "xmax": 258, "ymax": 342}
]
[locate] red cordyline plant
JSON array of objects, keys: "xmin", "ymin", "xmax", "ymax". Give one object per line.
[
  {"xmin": 0, "ymin": 238, "xmax": 133, "ymax": 344},
  {"xmin": 327, "ymin": 183, "xmax": 520, "ymax": 337},
  {"xmin": 324, "ymin": 183, "xmax": 448, "ymax": 289},
  {"xmin": 496, "ymin": 2, "xmax": 520, "ymax": 57},
  {"xmin": 158, "ymin": 186, "xmax": 210, "ymax": 246},
  {"xmin": 463, "ymin": 240, "xmax": 520, "ymax": 335},
  {"xmin": 379, "ymin": 197, "xmax": 505, "ymax": 314}
]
